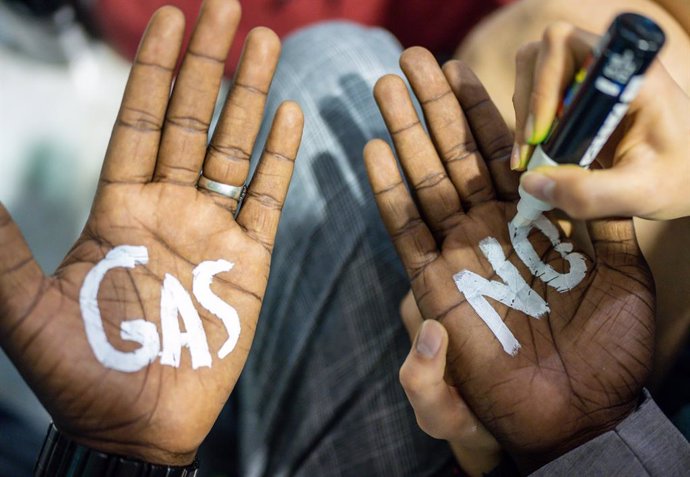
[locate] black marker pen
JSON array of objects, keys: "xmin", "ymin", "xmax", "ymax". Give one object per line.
[{"xmin": 513, "ymin": 12, "xmax": 665, "ymax": 227}]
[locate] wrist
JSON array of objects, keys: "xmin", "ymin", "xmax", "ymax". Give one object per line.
[
  {"xmin": 35, "ymin": 423, "xmax": 199, "ymax": 476},
  {"xmin": 508, "ymin": 396, "xmax": 640, "ymax": 473}
]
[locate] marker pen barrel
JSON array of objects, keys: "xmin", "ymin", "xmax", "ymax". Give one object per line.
[{"xmin": 513, "ymin": 13, "xmax": 665, "ymax": 227}]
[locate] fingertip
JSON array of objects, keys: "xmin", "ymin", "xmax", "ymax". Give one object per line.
[
  {"xmin": 203, "ymin": 0, "xmax": 241, "ymax": 23},
  {"xmin": 517, "ymin": 144, "xmax": 533, "ymax": 170},
  {"xmin": 510, "ymin": 143, "xmax": 521, "ymax": 170},
  {"xmin": 245, "ymin": 26, "xmax": 282, "ymax": 59},
  {"xmin": 145, "ymin": 6, "xmax": 186, "ymax": 47},
  {"xmin": 442, "ymin": 58, "xmax": 470, "ymax": 75},
  {"xmin": 440, "ymin": 59, "xmax": 459, "ymax": 82},
  {"xmin": 542, "ymin": 21, "xmax": 577, "ymax": 45},
  {"xmin": 152, "ymin": 5, "xmax": 186, "ymax": 29},
  {"xmin": 373, "ymin": 74, "xmax": 406, "ymax": 103},
  {"xmin": 399, "ymin": 46, "xmax": 435, "ymax": 72},
  {"xmin": 415, "ymin": 320, "xmax": 446, "ymax": 360},
  {"xmin": 363, "ymin": 138, "xmax": 392, "ymax": 162},
  {"xmin": 524, "ymin": 113, "xmax": 538, "ymax": 144},
  {"xmin": 275, "ymin": 100, "xmax": 304, "ymax": 131},
  {"xmin": 399, "ymin": 321, "xmax": 448, "ymax": 396}
]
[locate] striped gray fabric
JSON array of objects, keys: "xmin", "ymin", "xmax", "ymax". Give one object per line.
[{"xmin": 237, "ymin": 22, "xmax": 453, "ymax": 477}]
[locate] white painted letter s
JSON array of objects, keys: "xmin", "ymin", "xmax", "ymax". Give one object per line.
[{"xmin": 193, "ymin": 260, "xmax": 240, "ymax": 359}]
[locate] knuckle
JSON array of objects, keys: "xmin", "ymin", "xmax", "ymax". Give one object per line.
[
  {"xmin": 413, "ymin": 171, "xmax": 447, "ymax": 191},
  {"xmin": 544, "ymin": 21, "xmax": 575, "ymax": 44},
  {"xmin": 118, "ymin": 107, "xmax": 161, "ymax": 132},
  {"xmin": 247, "ymin": 190, "xmax": 282, "ymax": 210},
  {"xmin": 166, "ymin": 114, "xmax": 209, "ymax": 133},
  {"xmin": 562, "ymin": 180, "xmax": 596, "ymax": 218},
  {"xmin": 415, "ymin": 414, "xmax": 452, "ymax": 440},
  {"xmin": 515, "ymin": 42, "xmax": 539, "ymax": 66},
  {"xmin": 415, "ymin": 415, "xmax": 436, "ymax": 437},
  {"xmin": 399, "ymin": 363, "xmax": 424, "ymax": 394}
]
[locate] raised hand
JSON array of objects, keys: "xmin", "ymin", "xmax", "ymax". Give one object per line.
[
  {"xmin": 364, "ymin": 47, "xmax": 654, "ymax": 470},
  {"xmin": 0, "ymin": 0, "xmax": 302, "ymax": 465},
  {"xmin": 512, "ymin": 22, "xmax": 690, "ymax": 220}
]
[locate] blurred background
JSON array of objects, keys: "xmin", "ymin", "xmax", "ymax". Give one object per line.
[{"xmin": 0, "ymin": 1, "xmax": 128, "ymax": 474}]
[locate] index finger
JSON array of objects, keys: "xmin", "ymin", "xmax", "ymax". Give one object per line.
[{"xmin": 525, "ymin": 23, "xmax": 596, "ymax": 145}]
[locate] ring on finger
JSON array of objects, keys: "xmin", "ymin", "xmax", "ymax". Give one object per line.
[{"xmin": 197, "ymin": 175, "xmax": 247, "ymax": 201}]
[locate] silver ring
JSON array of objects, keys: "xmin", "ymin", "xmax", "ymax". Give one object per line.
[{"xmin": 197, "ymin": 175, "xmax": 247, "ymax": 201}]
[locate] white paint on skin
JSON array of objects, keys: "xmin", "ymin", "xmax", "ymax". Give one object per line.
[
  {"xmin": 160, "ymin": 273, "xmax": 213, "ymax": 369},
  {"xmin": 509, "ymin": 214, "xmax": 587, "ymax": 292},
  {"xmin": 79, "ymin": 245, "xmax": 160, "ymax": 373},
  {"xmin": 454, "ymin": 238, "xmax": 549, "ymax": 356},
  {"xmin": 80, "ymin": 245, "xmax": 242, "ymax": 372},
  {"xmin": 193, "ymin": 260, "xmax": 240, "ymax": 359},
  {"xmin": 453, "ymin": 213, "xmax": 588, "ymax": 356}
]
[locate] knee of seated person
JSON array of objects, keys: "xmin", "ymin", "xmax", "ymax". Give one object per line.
[
  {"xmin": 281, "ymin": 21, "xmax": 403, "ymax": 71},
  {"xmin": 457, "ymin": 0, "xmax": 690, "ymax": 129}
]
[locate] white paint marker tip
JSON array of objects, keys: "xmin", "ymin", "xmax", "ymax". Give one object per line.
[{"xmin": 511, "ymin": 213, "xmax": 533, "ymax": 229}]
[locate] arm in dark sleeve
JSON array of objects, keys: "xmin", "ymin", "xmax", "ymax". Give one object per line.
[{"xmin": 531, "ymin": 390, "xmax": 690, "ymax": 477}]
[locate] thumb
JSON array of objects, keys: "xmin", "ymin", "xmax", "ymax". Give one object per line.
[
  {"xmin": 519, "ymin": 163, "xmax": 659, "ymax": 220},
  {"xmin": 399, "ymin": 320, "xmax": 475, "ymax": 441},
  {"xmin": 0, "ymin": 202, "xmax": 45, "ymax": 335}
]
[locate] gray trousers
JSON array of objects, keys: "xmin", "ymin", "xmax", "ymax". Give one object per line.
[{"xmin": 238, "ymin": 22, "xmax": 453, "ymax": 477}]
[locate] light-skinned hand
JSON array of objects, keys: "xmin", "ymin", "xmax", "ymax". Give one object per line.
[
  {"xmin": 399, "ymin": 291, "xmax": 502, "ymax": 476},
  {"xmin": 511, "ymin": 22, "xmax": 690, "ymax": 220}
]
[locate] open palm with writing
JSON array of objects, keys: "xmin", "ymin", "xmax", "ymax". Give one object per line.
[
  {"xmin": 0, "ymin": 0, "xmax": 302, "ymax": 466},
  {"xmin": 364, "ymin": 48, "xmax": 654, "ymax": 470}
]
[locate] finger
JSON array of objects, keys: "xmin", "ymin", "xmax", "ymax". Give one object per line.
[
  {"xmin": 399, "ymin": 320, "xmax": 473, "ymax": 440},
  {"xmin": 373, "ymin": 75, "xmax": 463, "ymax": 237},
  {"xmin": 443, "ymin": 61, "xmax": 519, "ymax": 201},
  {"xmin": 512, "ymin": 42, "xmax": 539, "ymax": 171},
  {"xmin": 236, "ymin": 101, "xmax": 303, "ymax": 251},
  {"xmin": 526, "ymin": 23, "xmax": 596, "ymax": 146},
  {"xmin": 201, "ymin": 27, "xmax": 281, "ymax": 213},
  {"xmin": 363, "ymin": 139, "xmax": 439, "ymax": 280},
  {"xmin": 101, "ymin": 6, "xmax": 185, "ymax": 183},
  {"xmin": 154, "ymin": 0, "xmax": 241, "ymax": 184},
  {"xmin": 399, "ymin": 47, "xmax": 495, "ymax": 208},
  {"xmin": 400, "ymin": 289, "xmax": 423, "ymax": 342},
  {"xmin": 0, "ymin": 203, "xmax": 46, "ymax": 341},
  {"xmin": 519, "ymin": 161, "xmax": 663, "ymax": 220}
]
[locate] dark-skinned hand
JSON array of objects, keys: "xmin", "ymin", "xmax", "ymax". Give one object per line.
[
  {"xmin": 0, "ymin": 0, "xmax": 303, "ymax": 466},
  {"xmin": 364, "ymin": 47, "xmax": 654, "ymax": 471}
]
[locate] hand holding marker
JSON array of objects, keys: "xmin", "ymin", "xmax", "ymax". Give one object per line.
[{"xmin": 512, "ymin": 13, "xmax": 668, "ymax": 226}]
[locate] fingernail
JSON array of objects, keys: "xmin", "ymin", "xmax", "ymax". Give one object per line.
[
  {"xmin": 524, "ymin": 114, "xmax": 535, "ymax": 143},
  {"xmin": 510, "ymin": 143, "xmax": 520, "ymax": 170},
  {"xmin": 521, "ymin": 172, "xmax": 556, "ymax": 202},
  {"xmin": 517, "ymin": 144, "xmax": 532, "ymax": 170},
  {"xmin": 416, "ymin": 321, "xmax": 442, "ymax": 358}
]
